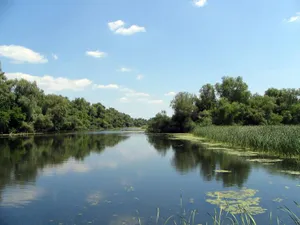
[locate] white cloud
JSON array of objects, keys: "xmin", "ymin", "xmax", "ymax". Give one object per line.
[
  {"xmin": 86, "ymin": 50, "xmax": 107, "ymax": 58},
  {"xmin": 136, "ymin": 74, "xmax": 144, "ymax": 80},
  {"xmin": 193, "ymin": 0, "xmax": 207, "ymax": 7},
  {"xmin": 126, "ymin": 92, "xmax": 150, "ymax": 97},
  {"xmin": 0, "ymin": 45, "xmax": 48, "ymax": 64},
  {"xmin": 52, "ymin": 53, "xmax": 58, "ymax": 60},
  {"xmin": 120, "ymin": 87, "xmax": 135, "ymax": 93},
  {"xmin": 96, "ymin": 84, "xmax": 119, "ymax": 89},
  {"xmin": 115, "ymin": 25, "xmax": 146, "ymax": 35},
  {"xmin": 120, "ymin": 97, "xmax": 130, "ymax": 103},
  {"xmin": 148, "ymin": 100, "xmax": 163, "ymax": 104},
  {"xmin": 108, "ymin": 20, "xmax": 146, "ymax": 35},
  {"xmin": 286, "ymin": 12, "xmax": 300, "ymax": 23},
  {"xmin": 117, "ymin": 67, "xmax": 131, "ymax": 72},
  {"xmin": 108, "ymin": 20, "xmax": 125, "ymax": 31},
  {"xmin": 165, "ymin": 91, "xmax": 176, "ymax": 96},
  {"xmin": 5, "ymin": 72, "xmax": 92, "ymax": 92}
]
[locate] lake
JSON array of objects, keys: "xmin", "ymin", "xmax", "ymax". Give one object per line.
[{"xmin": 0, "ymin": 132, "xmax": 299, "ymax": 225}]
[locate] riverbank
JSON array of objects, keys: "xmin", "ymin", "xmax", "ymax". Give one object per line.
[
  {"xmin": 168, "ymin": 125, "xmax": 300, "ymax": 158},
  {"xmin": 0, "ymin": 127, "xmax": 146, "ymax": 138}
]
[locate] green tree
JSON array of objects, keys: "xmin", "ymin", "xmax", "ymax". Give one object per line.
[{"xmin": 215, "ymin": 76, "xmax": 251, "ymax": 104}]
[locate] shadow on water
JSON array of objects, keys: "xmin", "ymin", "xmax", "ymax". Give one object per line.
[{"xmin": 0, "ymin": 133, "xmax": 129, "ymax": 203}]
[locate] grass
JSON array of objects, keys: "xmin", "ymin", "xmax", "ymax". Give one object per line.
[
  {"xmin": 192, "ymin": 126, "xmax": 300, "ymax": 157},
  {"xmin": 134, "ymin": 200, "xmax": 300, "ymax": 225}
]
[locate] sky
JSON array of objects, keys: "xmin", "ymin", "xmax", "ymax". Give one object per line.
[{"xmin": 0, "ymin": 0, "xmax": 299, "ymax": 119}]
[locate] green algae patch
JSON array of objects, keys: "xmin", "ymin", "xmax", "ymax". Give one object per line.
[
  {"xmin": 247, "ymin": 158, "xmax": 283, "ymax": 163},
  {"xmin": 214, "ymin": 170, "xmax": 231, "ymax": 173},
  {"xmin": 279, "ymin": 170, "xmax": 300, "ymax": 175},
  {"xmin": 169, "ymin": 133, "xmax": 206, "ymax": 142},
  {"xmin": 206, "ymin": 188, "xmax": 266, "ymax": 215}
]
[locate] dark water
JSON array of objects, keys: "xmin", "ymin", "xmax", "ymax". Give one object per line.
[{"xmin": 0, "ymin": 132, "xmax": 299, "ymax": 225}]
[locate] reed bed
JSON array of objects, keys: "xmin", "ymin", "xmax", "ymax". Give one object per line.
[{"xmin": 192, "ymin": 126, "xmax": 300, "ymax": 156}]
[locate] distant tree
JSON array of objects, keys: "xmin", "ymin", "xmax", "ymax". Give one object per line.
[
  {"xmin": 215, "ymin": 76, "xmax": 251, "ymax": 104},
  {"xmin": 197, "ymin": 84, "xmax": 217, "ymax": 111}
]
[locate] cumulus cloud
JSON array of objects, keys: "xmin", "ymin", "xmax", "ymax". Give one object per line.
[
  {"xmin": 126, "ymin": 92, "xmax": 150, "ymax": 97},
  {"xmin": 193, "ymin": 0, "xmax": 207, "ymax": 7},
  {"xmin": 117, "ymin": 67, "xmax": 131, "ymax": 72},
  {"xmin": 108, "ymin": 20, "xmax": 125, "ymax": 31},
  {"xmin": 52, "ymin": 54, "xmax": 58, "ymax": 60},
  {"xmin": 286, "ymin": 12, "xmax": 300, "ymax": 23},
  {"xmin": 5, "ymin": 72, "xmax": 92, "ymax": 92},
  {"xmin": 86, "ymin": 50, "xmax": 107, "ymax": 58},
  {"xmin": 148, "ymin": 100, "xmax": 163, "ymax": 104},
  {"xmin": 0, "ymin": 45, "xmax": 48, "ymax": 64},
  {"xmin": 136, "ymin": 74, "xmax": 144, "ymax": 80},
  {"xmin": 108, "ymin": 20, "xmax": 146, "ymax": 35},
  {"xmin": 95, "ymin": 84, "xmax": 119, "ymax": 89},
  {"xmin": 165, "ymin": 91, "xmax": 176, "ymax": 96},
  {"xmin": 120, "ymin": 97, "xmax": 130, "ymax": 103}
]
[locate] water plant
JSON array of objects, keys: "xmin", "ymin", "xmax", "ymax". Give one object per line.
[{"xmin": 193, "ymin": 126, "xmax": 300, "ymax": 156}]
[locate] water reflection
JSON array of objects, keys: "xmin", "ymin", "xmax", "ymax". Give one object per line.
[
  {"xmin": 147, "ymin": 134, "xmax": 251, "ymax": 187},
  {"xmin": 0, "ymin": 133, "xmax": 129, "ymax": 206},
  {"xmin": 0, "ymin": 185, "xmax": 44, "ymax": 208}
]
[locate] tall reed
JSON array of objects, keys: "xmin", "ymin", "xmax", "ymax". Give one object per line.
[{"xmin": 192, "ymin": 126, "xmax": 300, "ymax": 156}]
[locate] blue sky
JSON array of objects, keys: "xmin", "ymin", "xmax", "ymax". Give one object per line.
[{"xmin": 0, "ymin": 0, "xmax": 299, "ymax": 118}]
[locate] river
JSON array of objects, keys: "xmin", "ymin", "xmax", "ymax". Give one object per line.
[{"xmin": 0, "ymin": 132, "xmax": 299, "ymax": 224}]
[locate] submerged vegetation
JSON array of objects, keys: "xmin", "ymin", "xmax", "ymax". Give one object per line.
[{"xmin": 0, "ymin": 72, "xmax": 147, "ymax": 134}]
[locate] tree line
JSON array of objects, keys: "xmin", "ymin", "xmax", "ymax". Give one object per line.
[
  {"xmin": 0, "ymin": 72, "xmax": 147, "ymax": 134},
  {"xmin": 147, "ymin": 76, "xmax": 300, "ymax": 133}
]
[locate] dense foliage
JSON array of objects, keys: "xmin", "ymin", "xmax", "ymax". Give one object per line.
[
  {"xmin": 148, "ymin": 76, "xmax": 300, "ymax": 133},
  {"xmin": 0, "ymin": 72, "xmax": 147, "ymax": 134},
  {"xmin": 193, "ymin": 126, "xmax": 300, "ymax": 156}
]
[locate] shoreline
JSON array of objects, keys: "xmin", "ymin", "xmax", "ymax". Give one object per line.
[{"xmin": 167, "ymin": 133, "xmax": 300, "ymax": 160}]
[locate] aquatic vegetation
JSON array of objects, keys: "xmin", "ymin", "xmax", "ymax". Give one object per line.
[
  {"xmin": 193, "ymin": 126, "xmax": 300, "ymax": 157},
  {"xmin": 279, "ymin": 170, "xmax": 300, "ymax": 176},
  {"xmin": 247, "ymin": 159, "xmax": 283, "ymax": 163},
  {"xmin": 86, "ymin": 191, "xmax": 103, "ymax": 206},
  {"xmin": 206, "ymin": 188, "xmax": 266, "ymax": 215},
  {"xmin": 273, "ymin": 198, "xmax": 283, "ymax": 203},
  {"xmin": 285, "ymin": 186, "xmax": 290, "ymax": 189},
  {"xmin": 124, "ymin": 185, "xmax": 135, "ymax": 192},
  {"xmin": 189, "ymin": 198, "xmax": 194, "ymax": 204},
  {"xmin": 214, "ymin": 170, "xmax": 232, "ymax": 173}
]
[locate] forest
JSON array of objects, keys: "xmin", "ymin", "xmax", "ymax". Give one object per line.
[
  {"xmin": 147, "ymin": 76, "xmax": 300, "ymax": 133},
  {"xmin": 0, "ymin": 72, "xmax": 147, "ymax": 134}
]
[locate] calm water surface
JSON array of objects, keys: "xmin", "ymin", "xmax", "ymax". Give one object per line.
[{"xmin": 0, "ymin": 132, "xmax": 299, "ymax": 225}]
